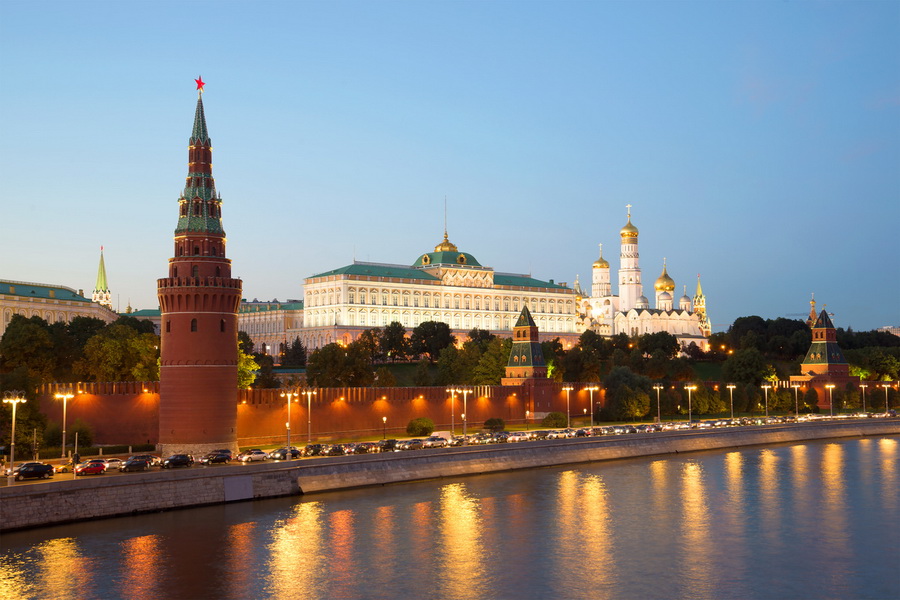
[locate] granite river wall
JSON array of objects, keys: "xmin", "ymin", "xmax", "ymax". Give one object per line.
[{"xmin": 2, "ymin": 419, "xmax": 898, "ymax": 532}]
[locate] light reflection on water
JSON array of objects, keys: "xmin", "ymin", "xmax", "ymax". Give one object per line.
[{"xmin": 1, "ymin": 436, "xmax": 898, "ymax": 600}]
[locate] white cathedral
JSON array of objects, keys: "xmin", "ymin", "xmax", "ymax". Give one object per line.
[{"xmin": 573, "ymin": 206, "xmax": 711, "ymax": 350}]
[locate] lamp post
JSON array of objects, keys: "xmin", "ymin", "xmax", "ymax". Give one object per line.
[
  {"xmin": 525, "ymin": 410, "xmax": 530, "ymax": 431},
  {"xmin": 4, "ymin": 391, "xmax": 26, "ymax": 482},
  {"xmin": 454, "ymin": 388, "xmax": 471, "ymax": 436},
  {"xmin": 882, "ymin": 384, "xmax": 891, "ymax": 413},
  {"xmin": 727, "ymin": 384, "xmax": 736, "ymax": 421},
  {"xmin": 54, "ymin": 390, "xmax": 74, "ymax": 458},
  {"xmin": 685, "ymin": 385, "xmax": 696, "ymax": 427},
  {"xmin": 445, "ymin": 388, "xmax": 456, "ymax": 435},
  {"xmin": 280, "ymin": 391, "xmax": 298, "ymax": 452},
  {"xmin": 791, "ymin": 384, "xmax": 800, "ymax": 419},
  {"xmin": 382, "ymin": 416, "xmax": 387, "ymax": 440},
  {"xmin": 462, "ymin": 413, "xmax": 467, "ymax": 439},
  {"xmin": 826, "ymin": 384, "xmax": 835, "ymax": 417},
  {"xmin": 761, "ymin": 385, "xmax": 771, "ymax": 421},
  {"xmin": 652, "ymin": 385, "xmax": 663, "ymax": 424},
  {"xmin": 562, "ymin": 386, "xmax": 573, "ymax": 429},
  {"xmin": 586, "ymin": 386, "xmax": 599, "ymax": 428},
  {"xmin": 859, "ymin": 384, "xmax": 867, "ymax": 414},
  {"xmin": 302, "ymin": 389, "xmax": 317, "ymax": 444}
]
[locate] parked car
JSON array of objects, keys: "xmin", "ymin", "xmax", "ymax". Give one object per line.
[
  {"xmin": 355, "ymin": 442, "xmax": 378, "ymax": 454},
  {"xmin": 104, "ymin": 458, "xmax": 125, "ymax": 471},
  {"xmin": 323, "ymin": 445, "xmax": 345, "ymax": 457},
  {"xmin": 507, "ymin": 432, "xmax": 530, "ymax": 442},
  {"xmin": 269, "ymin": 447, "xmax": 302, "ymax": 460},
  {"xmin": 129, "ymin": 454, "xmax": 161, "ymax": 467},
  {"xmin": 119, "ymin": 458, "xmax": 150, "ymax": 472},
  {"xmin": 375, "ymin": 439, "xmax": 398, "ymax": 453},
  {"xmin": 5, "ymin": 462, "xmax": 43, "ymax": 476},
  {"xmin": 238, "ymin": 449, "xmax": 268, "ymax": 462},
  {"xmin": 422, "ymin": 436, "xmax": 448, "ymax": 448},
  {"xmin": 75, "ymin": 461, "xmax": 106, "ymax": 476},
  {"xmin": 161, "ymin": 454, "xmax": 194, "ymax": 469},
  {"xmin": 397, "ymin": 439, "xmax": 424, "ymax": 451},
  {"xmin": 200, "ymin": 452, "xmax": 231, "ymax": 465},
  {"xmin": 54, "ymin": 460, "xmax": 77, "ymax": 473},
  {"xmin": 13, "ymin": 463, "xmax": 55, "ymax": 481}
]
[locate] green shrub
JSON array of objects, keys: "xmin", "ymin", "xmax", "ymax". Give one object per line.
[
  {"xmin": 406, "ymin": 417, "xmax": 435, "ymax": 436},
  {"xmin": 70, "ymin": 418, "xmax": 94, "ymax": 448},
  {"xmin": 484, "ymin": 417, "xmax": 505, "ymax": 432},
  {"xmin": 541, "ymin": 412, "xmax": 567, "ymax": 428}
]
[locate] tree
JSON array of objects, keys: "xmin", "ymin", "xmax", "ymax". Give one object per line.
[
  {"xmin": 70, "ymin": 418, "xmax": 94, "ymax": 448},
  {"xmin": 605, "ymin": 385, "xmax": 649, "ymax": 421},
  {"xmin": 0, "ymin": 315, "xmax": 56, "ymax": 383},
  {"xmin": 374, "ymin": 366, "xmax": 397, "ymax": 387},
  {"xmin": 406, "ymin": 417, "xmax": 434, "ymax": 436},
  {"xmin": 637, "ymin": 331, "xmax": 679, "ymax": 359},
  {"xmin": 603, "ymin": 366, "xmax": 651, "ymax": 397},
  {"xmin": 74, "ymin": 324, "xmax": 159, "ymax": 381},
  {"xmin": 466, "ymin": 328, "xmax": 496, "ymax": 353},
  {"xmin": 306, "ymin": 342, "xmax": 375, "ymax": 387},
  {"xmin": 472, "ymin": 338, "xmax": 513, "ymax": 385},
  {"xmin": 114, "ymin": 315, "xmax": 157, "ymax": 335},
  {"xmin": 484, "ymin": 417, "xmax": 505, "ymax": 432},
  {"xmin": 281, "ymin": 337, "xmax": 308, "ymax": 367},
  {"xmin": 380, "ymin": 322, "xmax": 409, "ymax": 362},
  {"xmin": 561, "ymin": 346, "xmax": 601, "ymax": 382},
  {"xmin": 802, "ymin": 388, "xmax": 819, "ymax": 413},
  {"xmin": 722, "ymin": 348, "xmax": 769, "ymax": 385},
  {"xmin": 410, "ymin": 321, "xmax": 455, "ymax": 362},
  {"xmin": 413, "ymin": 359, "xmax": 432, "ymax": 386},
  {"xmin": 355, "ymin": 329, "xmax": 382, "ymax": 364},
  {"xmin": 238, "ymin": 331, "xmax": 254, "ymax": 354},
  {"xmin": 251, "ymin": 353, "xmax": 280, "ymax": 389},
  {"xmin": 541, "ymin": 412, "xmax": 567, "ymax": 428},
  {"xmin": 237, "ymin": 347, "xmax": 259, "ymax": 388}
]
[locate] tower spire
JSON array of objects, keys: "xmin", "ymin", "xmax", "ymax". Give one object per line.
[{"xmin": 92, "ymin": 246, "xmax": 112, "ymax": 309}]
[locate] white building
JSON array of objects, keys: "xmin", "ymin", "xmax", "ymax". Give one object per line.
[{"xmin": 0, "ymin": 279, "xmax": 118, "ymax": 337}]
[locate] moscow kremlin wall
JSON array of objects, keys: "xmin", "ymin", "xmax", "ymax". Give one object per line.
[{"xmin": 37, "ymin": 381, "xmax": 589, "ymax": 447}]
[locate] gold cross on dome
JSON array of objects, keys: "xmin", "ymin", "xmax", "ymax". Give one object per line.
[{"xmin": 626, "ymin": 204, "xmax": 632, "ymax": 217}]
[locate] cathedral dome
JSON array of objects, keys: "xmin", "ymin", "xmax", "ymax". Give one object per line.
[
  {"xmin": 659, "ymin": 291, "xmax": 673, "ymax": 301},
  {"xmin": 620, "ymin": 217, "xmax": 639, "ymax": 239},
  {"xmin": 636, "ymin": 295, "xmax": 649, "ymax": 309},
  {"xmin": 654, "ymin": 264, "xmax": 675, "ymax": 292},
  {"xmin": 593, "ymin": 257, "xmax": 610, "ymax": 269}
]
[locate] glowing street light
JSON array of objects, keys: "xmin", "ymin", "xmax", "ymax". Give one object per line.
[
  {"xmin": 54, "ymin": 390, "xmax": 74, "ymax": 458},
  {"xmin": 453, "ymin": 388, "xmax": 472, "ymax": 438},
  {"xmin": 445, "ymin": 388, "xmax": 457, "ymax": 435},
  {"xmin": 859, "ymin": 384, "xmax": 867, "ymax": 414},
  {"xmin": 761, "ymin": 385, "xmax": 771, "ymax": 420},
  {"xmin": 302, "ymin": 389, "xmax": 317, "ymax": 444},
  {"xmin": 791, "ymin": 384, "xmax": 801, "ymax": 418},
  {"xmin": 461, "ymin": 413, "xmax": 467, "ymax": 439},
  {"xmin": 727, "ymin": 384, "xmax": 736, "ymax": 420},
  {"xmin": 825, "ymin": 384, "xmax": 835, "ymax": 417},
  {"xmin": 586, "ymin": 386, "xmax": 599, "ymax": 428},
  {"xmin": 3, "ymin": 391, "xmax": 26, "ymax": 483},
  {"xmin": 382, "ymin": 416, "xmax": 387, "ymax": 440},
  {"xmin": 280, "ymin": 390, "xmax": 298, "ymax": 452},
  {"xmin": 882, "ymin": 384, "xmax": 891, "ymax": 413},
  {"xmin": 525, "ymin": 409, "xmax": 530, "ymax": 431},
  {"xmin": 562, "ymin": 386, "xmax": 573, "ymax": 429},
  {"xmin": 652, "ymin": 385, "xmax": 663, "ymax": 423},
  {"xmin": 685, "ymin": 385, "xmax": 697, "ymax": 426}
]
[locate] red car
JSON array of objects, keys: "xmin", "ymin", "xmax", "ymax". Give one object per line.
[{"xmin": 74, "ymin": 461, "xmax": 106, "ymax": 476}]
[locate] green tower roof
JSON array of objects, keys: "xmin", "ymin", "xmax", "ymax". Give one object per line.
[
  {"xmin": 190, "ymin": 96, "xmax": 209, "ymax": 144},
  {"xmin": 94, "ymin": 247, "xmax": 109, "ymax": 293}
]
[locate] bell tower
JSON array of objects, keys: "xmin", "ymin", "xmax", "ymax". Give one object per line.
[{"xmin": 157, "ymin": 78, "xmax": 242, "ymax": 456}]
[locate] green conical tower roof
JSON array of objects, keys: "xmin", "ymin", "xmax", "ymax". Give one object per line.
[
  {"xmin": 514, "ymin": 305, "xmax": 537, "ymax": 328},
  {"xmin": 190, "ymin": 96, "xmax": 209, "ymax": 144},
  {"xmin": 95, "ymin": 247, "xmax": 109, "ymax": 293}
]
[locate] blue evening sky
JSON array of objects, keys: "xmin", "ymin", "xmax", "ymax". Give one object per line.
[{"xmin": 1, "ymin": 1, "xmax": 897, "ymax": 332}]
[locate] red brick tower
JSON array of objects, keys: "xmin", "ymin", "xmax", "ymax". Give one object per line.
[{"xmin": 157, "ymin": 79, "xmax": 242, "ymax": 456}]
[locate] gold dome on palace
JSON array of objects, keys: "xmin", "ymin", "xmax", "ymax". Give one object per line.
[
  {"xmin": 593, "ymin": 255, "xmax": 609, "ymax": 269},
  {"xmin": 620, "ymin": 217, "xmax": 639, "ymax": 238},
  {"xmin": 654, "ymin": 265, "xmax": 675, "ymax": 292},
  {"xmin": 434, "ymin": 232, "xmax": 458, "ymax": 252}
]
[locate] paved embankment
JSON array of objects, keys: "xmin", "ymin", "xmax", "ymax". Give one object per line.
[{"xmin": 2, "ymin": 419, "xmax": 898, "ymax": 532}]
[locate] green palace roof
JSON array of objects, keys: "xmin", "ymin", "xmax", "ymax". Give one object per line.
[
  {"xmin": 309, "ymin": 263, "xmax": 441, "ymax": 281},
  {"xmin": 412, "ymin": 251, "xmax": 483, "ymax": 267},
  {"xmin": 240, "ymin": 301, "xmax": 304, "ymax": 313},
  {"xmin": 127, "ymin": 309, "xmax": 161, "ymax": 317},
  {"xmin": 0, "ymin": 280, "xmax": 91, "ymax": 303},
  {"xmin": 494, "ymin": 274, "xmax": 569, "ymax": 290}
]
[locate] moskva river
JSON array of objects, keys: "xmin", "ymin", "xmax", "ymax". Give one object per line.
[{"xmin": 1, "ymin": 436, "xmax": 897, "ymax": 600}]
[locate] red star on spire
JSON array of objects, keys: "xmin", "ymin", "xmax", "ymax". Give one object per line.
[{"xmin": 195, "ymin": 76, "xmax": 205, "ymax": 92}]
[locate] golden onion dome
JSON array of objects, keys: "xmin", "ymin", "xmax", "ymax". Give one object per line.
[
  {"xmin": 433, "ymin": 231, "xmax": 458, "ymax": 252},
  {"xmin": 654, "ymin": 263, "xmax": 676, "ymax": 292},
  {"xmin": 620, "ymin": 217, "xmax": 639, "ymax": 238},
  {"xmin": 593, "ymin": 243, "xmax": 610, "ymax": 268}
]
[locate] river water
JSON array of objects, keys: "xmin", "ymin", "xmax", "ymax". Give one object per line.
[{"xmin": 1, "ymin": 436, "xmax": 897, "ymax": 600}]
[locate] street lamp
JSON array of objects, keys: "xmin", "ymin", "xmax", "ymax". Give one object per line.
[
  {"xmin": 586, "ymin": 386, "xmax": 599, "ymax": 428},
  {"xmin": 382, "ymin": 416, "xmax": 387, "ymax": 439},
  {"xmin": 562, "ymin": 386, "xmax": 573, "ymax": 429},
  {"xmin": 3, "ymin": 391, "xmax": 26, "ymax": 482},
  {"xmin": 280, "ymin": 390, "xmax": 298, "ymax": 452},
  {"xmin": 826, "ymin": 384, "xmax": 835, "ymax": 417},
  {"xmin": 727, "ymin": 384, "xmax": 736, "ymax": 420},
  {"xmin": 302, "ymin": 389, "xmax": 317, "ymax": 444},
  {"xmin": 761, "ymin": 385, "xmax": 771, "ymax": 420},
  {"xmin": 461, "ymin": 413, "xmax": 467, "ymax": 439},
  {"xmin": 453, "ymin": 388, "xmax": 472, "ymax": 437},
  {"xmin": 54, "ymin": 390, "xmax": 74, "ymax": 458},
  {"xmin": 685, "ymin": 385, "xmax": 696, "ymax": 426},
  {"xmin": 859, "ymin": 384, "xmax": 867, "ymax": 414},
  {"xmin": 791, "ymin": 384, "xmax": 801, "ymax": 418},
  {"xmin": 525, "ymin": 410, "xmax": 530, "ymax": 431},
  {"xmin": 882, "ymin": 384, "xmax": 891, "ymax": 413},
  {"xmin": 652, "ymin": 385, "xmax": 663, "ymax": 424},
  {"xmin": 445, "ymin": 388, "xmax": 457, "ymax": 435}
]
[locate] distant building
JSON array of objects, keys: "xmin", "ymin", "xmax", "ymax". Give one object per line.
[
  {"xmin": 502, "ymin": 305, "xmax": 548, "ymax": 384},
  {"xmin": 237, "ymin": 300, "xmax": 304, "ymax": 357},
  {"xmin": 575, "ymin": 206, "xmax": 710, "ymax": 350},
  {"xmin": 91, "ymin": 247, "xmax": 112, "ymax": 310},
  {"xmin": 790, "ymin": 308, "xmax": 860, "ymax": 411},
  {"xmin": 0, "ymin": 279, "xmax": 118, "ymax": 337},
  {"xmin": 877, "ymin": 325, "xmax": 900, "ymax": 338}
]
